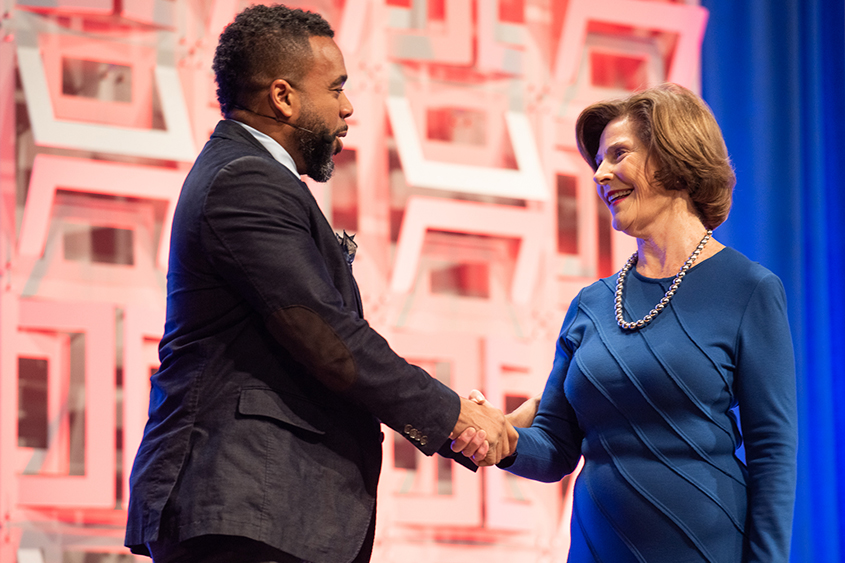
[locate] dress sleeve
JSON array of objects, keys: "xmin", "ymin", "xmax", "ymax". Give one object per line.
[
  {"xmin": 734, "ymin": 274, "xmax": 798, "ymax": 563},
  {"xmin": 200, "ymin": 156, "xmax": 460, "ymax": 456},
  {"xmin": 504, "ymin": 293, "xmax": 585, "ymax": 482}
]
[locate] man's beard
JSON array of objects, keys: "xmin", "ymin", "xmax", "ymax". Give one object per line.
[{"xmin": 293, "ymin": 107, "xmax": 338, "ymax": 183}]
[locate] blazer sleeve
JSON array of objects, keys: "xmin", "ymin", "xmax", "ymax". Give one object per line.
[
  {"xmin": 734, "ymin": 274, "xmax": 798, "ymax": 563},
  {"xmin": 201, "ymin": 155, "xmax": 460, "ymax": 456}
]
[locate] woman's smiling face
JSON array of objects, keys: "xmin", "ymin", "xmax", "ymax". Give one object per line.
[{"xmin": 593, "ymin": 116, "xmax": 675, "ymax": 237}]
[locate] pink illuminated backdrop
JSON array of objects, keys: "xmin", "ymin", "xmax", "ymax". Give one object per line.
[{"xmin": 0, "ymin": 1, "xmax": 707, "ymax": 561}]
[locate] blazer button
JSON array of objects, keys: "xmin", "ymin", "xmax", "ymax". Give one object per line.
[
  {"xmin": 420, "ymin": 436, "xmax": 428, "ymax": 446},
  {"xmin": 404, "ymin": 424, "xmax": 413, "ymax": 435},
  {"xmin": 410, "ymin": 429, "xmax": 419, "ymax": 440}
]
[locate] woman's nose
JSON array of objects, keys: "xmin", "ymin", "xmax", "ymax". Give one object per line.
[{"xmin": 594, "ymin": 160, "xmax": 612, "ymax": 185}]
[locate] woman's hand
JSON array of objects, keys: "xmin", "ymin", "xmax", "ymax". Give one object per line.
[
  {"xmin": 451, "ymin": 391, "xmax": 526, "ymax": 466},
  {"xmin": 470, "ymin": 389, "xmax": 541, "ymax": 428},
  {"xmin": 453, "ymin": 389, "xmax": 538, "ymax": 468}
]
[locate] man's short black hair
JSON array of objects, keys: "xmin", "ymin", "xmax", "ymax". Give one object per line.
[{"xmin": 212, "ymin": 4, "xmax": 334, "ymax": 117}]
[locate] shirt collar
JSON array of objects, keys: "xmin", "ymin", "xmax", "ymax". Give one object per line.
[{"xmin": 231, "ymin": 120, "xmax": 300, "ymax": 178}]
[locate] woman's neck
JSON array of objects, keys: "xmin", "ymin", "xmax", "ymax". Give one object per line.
[{"xmin": 634, "ymin": 218, "xmax": 724, "ymax": 278}]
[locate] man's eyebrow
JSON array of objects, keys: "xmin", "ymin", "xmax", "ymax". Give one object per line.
[{"xmin": 330, "ymin": 75, "xmax": 347, "ymax": 88}]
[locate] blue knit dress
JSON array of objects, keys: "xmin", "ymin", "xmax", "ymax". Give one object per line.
[{"xmin": 506, "ymin": 247, "xmax": 797, "ymax": 562}]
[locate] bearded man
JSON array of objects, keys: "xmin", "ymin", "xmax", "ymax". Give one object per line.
[{"xmin": 124, "ymin": 5, "xmax": 514, "ymax": 563}]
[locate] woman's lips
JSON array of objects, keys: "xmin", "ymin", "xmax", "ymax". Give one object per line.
[{"xmin": 607, "ymin": 190, "xmax": 632, "ymax": 205}]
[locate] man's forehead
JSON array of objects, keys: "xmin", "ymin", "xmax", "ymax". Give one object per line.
[{"xmin": 306, "ymin": 36, "xmax": 346, "ymax": 79}]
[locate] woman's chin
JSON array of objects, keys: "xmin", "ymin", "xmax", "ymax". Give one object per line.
[{"xmin": 611, "ymin": 217, "xmax": 627, "ymax": 233}]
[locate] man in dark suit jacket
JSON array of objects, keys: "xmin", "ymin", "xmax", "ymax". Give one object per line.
[{"xmin": 124, "ymin": 5, "xmax": 515, "ymax": 563}]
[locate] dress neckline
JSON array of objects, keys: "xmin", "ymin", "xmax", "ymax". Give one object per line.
[{"xmin": 629, "ymin": 246, "xmax": 729, "ymax": 283}]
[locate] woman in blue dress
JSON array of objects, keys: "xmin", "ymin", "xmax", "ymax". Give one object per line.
[{"xmin": 459, "ymin": 83, "xmax": 797, "ymax": 562}]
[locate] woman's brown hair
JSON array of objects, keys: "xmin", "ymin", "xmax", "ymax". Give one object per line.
[{"xmin": 575, "ymin": 83, "xmax": 735, "ymax": 229}]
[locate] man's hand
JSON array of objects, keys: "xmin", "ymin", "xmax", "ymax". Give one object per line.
[
  {"xmin": 469, "ymin": 389, "xmax": 541, "ymax": 429},
  {"xmin": 449, "ymin": 397, "xmax": 517, "ymax": 466}
]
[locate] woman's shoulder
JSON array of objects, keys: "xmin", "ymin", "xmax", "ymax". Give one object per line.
[
  {"xmin": 683, "ymin": 246, "xmax": 786, "ymax": 312},
  {"xmin": 575, "ymin": 276, "xmax": 616, "ymax": 306},
  {"xmin": 704, "ymin": 246, "xmax": 782, "ymax": 287}
]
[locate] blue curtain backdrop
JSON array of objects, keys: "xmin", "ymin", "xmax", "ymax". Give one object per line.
[{"xmin": 700, "ymin": 0, "xmax": 845, "ymax": 560}]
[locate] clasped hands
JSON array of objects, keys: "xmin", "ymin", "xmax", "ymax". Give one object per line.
[{"xmin": 449, "ymin": 390, "xmax": 519, "ymax": 467}]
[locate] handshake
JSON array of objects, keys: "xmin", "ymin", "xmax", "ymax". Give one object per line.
[{"xmin": 449, "ymin": 390, "xmax": 540, "ymax": 467}]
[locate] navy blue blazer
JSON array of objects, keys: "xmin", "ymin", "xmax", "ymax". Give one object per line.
[{"xmin": 125, "ymin": 120, "xmax": 467, "ymax": 563}]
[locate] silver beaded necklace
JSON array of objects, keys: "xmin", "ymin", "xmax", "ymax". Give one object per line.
[{"xmin": 615, "ymin": 230, "xmax": 713, "ymax": 330}]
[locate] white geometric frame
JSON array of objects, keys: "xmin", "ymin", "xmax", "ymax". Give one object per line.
[
  {"xmin": 387, "ymin": 96, "xmax": 548, "ymax": 200},
  {"xmin": 16, "ymin": 299, "xmax": 116, "ymax": 508},
  {"xmin": 15, "ymin": 331, "xmax": 71, "ymax": 476},
  {"xmin": 477, "ymin": 0, "xmax": 525, "ymax": 73},
  {"xmin": 18, "ymin": 154, "xmax": 186, "ymax": 270},
  {"xmin": 390, "ymin": 196, "xmax": 545, "ymax": 304},
  {"xmin": 566, "ymin": 33, "xmax": 667, "ymax": 107},
  {"xmin": 17, "ymin": 45, "xmax": 197, "ymax": 162},
  {"xmin": 122, "ymin": 305, "xmax": 164, "ymax": 507},
  {"xmin": 482, "ymin": 336, "xmax": 556, "ymax": 531},
  {"xmin": 379, "ymin": 330, "xmax": 483, "ymax": 527},
  {"xmin": 554, "ymin": 0, "xmax": 708, "ymax": 89}
]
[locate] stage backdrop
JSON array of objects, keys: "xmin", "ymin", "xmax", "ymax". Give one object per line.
[{"xmin": 0, "ymin": 0, "xmax": 837, "ymax": 562}]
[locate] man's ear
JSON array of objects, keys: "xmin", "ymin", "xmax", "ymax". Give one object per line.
[{"xmin": 270, "ymin": 78, "xmax": 296, "ymax": 119}]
